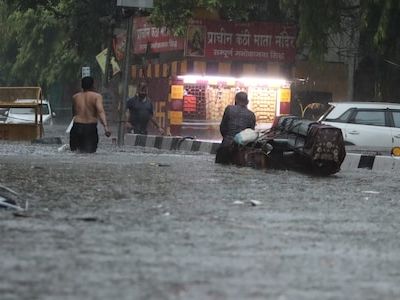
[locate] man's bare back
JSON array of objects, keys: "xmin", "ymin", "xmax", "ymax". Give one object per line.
[
  {"xmin": 73, "ymin": 91, "xmax": 104, "ymax": 124},
  {"xmin": 72, "ymin": 90, "xmax": 110, "ymax": 137}
]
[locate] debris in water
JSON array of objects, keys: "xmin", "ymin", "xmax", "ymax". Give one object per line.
[
  {"xmin": 57, "ymin": 144, "xmax": 69, "ymax": 152},
  {"xmin": 233, "ymin": 200, "xmax": 245, "ymax": 205},
  {"xmin": 13, "ymin": 211, "xmax": 31, "ymax": 218},
  {"xmin": 362, "ymin": 191, "xmax": 380, "ymax": 194},
  {"xmin": 250, "ymin": 200, "xmax": 262, "ymax": 206},
  {"xmin": 76, "ymin": 216, "xmax": 99, "ymax": 222},
  {"xmin": 0, "ymin": 184, "xmax": 28, "ymax": 211},
  {"xmin": 149, "ymin": 162, "xmax": 170, "ymax": 167}
]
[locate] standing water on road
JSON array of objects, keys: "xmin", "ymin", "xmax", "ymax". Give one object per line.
[{"xmin": 1, "ymin": 137, "xmax": 400, "ymax": 300}]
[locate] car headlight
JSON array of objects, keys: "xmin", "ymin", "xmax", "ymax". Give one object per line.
[{"xmin": 391, "ymin": 147, "xmax": 400, "ymax": 157}]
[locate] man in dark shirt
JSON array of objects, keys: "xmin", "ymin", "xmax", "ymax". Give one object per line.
[
  {"xmin": 216, "ymin": 91, "xmax": 256, "ymax": 164},
  {"xmin": 125, "ymin": 82, "xmax": 164, "ymax": 135}
]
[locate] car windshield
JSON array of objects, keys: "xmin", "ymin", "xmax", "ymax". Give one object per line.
[
  {"xmin": 9, "ymin": 108, "xmax": 35, "ymax": 114},
  {"xmin": 9, "ymin": 104, "xmax": 49, "ymax": 114}
]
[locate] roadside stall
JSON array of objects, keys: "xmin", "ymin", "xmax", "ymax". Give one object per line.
[
  {"xmin": 174, "ymin": 75, "xmax": 291, "ymax": 137},
  {"xmin": 0, "ymin": 87, "xmax": 43, "ymax": 140}
]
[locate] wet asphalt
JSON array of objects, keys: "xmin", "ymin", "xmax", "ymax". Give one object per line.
[{"xmin": 0, "ymin": 125, "xmax": 400, "ymax": 300}]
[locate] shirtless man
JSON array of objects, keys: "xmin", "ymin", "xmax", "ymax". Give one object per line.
[{"xmin": 70, "ymin": 76, "xmax": 111, "ymax": 153}]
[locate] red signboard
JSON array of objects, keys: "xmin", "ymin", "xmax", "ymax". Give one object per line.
[
  {"xmin": 132, "ymin": 17, "xmax": 297, "ymax": 63},
  {"xmin": 185, "ymin": 19, "xmax": 297, "ymax": 63},
  {"xmin": 133, "ymin": 17, "xmax": 184, "ymax": 54}
]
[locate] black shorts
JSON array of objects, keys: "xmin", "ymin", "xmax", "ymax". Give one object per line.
[{"xmin": 70, "ymin": 122, "xmax": 98, "ymax": 153}]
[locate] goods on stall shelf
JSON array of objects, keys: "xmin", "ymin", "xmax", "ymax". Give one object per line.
[
  {"xmin": 206, "ymin": 85, "xmax": 236, "ymax": 121},
  {"xmin": 183, "ymin": 84, "xmax": 280, "ymax": 124},
  {"xmin": 179, "ymin": 75, "xmax": 290, "ymax": 134},
  {"xmin": 183, "ymin": 85, "xmax": 206, "ymax": 119},
  {"xmin": 248, "ymin": 87, "xmax": 277, "ymax": 123}
]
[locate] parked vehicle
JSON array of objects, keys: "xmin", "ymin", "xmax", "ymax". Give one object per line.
[
  {"xmin": 218, "ymin": 115, "xmax": 346, "ymax": 176},
  {"xmin": 5, "ymin": 99, "xmax": 55, "ymax": 125},
  {"xmin": 319, "ymin": 102, "xmax": 400, "ymax": 147},
  {"xmin": 0, "ymin": 108, "xmax": 7, "ymax": 123}
]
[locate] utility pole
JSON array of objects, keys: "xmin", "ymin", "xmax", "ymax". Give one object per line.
[
  {"xmin": 117, "ymin": 13, "xmax": 134, "ymax": 146},
  {"xmin": 116, "ymin": 0, "xmax": 153, "ymax": 146},
  {"xmin": 101, "ymin": 0, "xmax": 117, "ymax": 91},
  {"xmin": 102, "ymin": 25, "xmax": 114, "ymax": 90}
]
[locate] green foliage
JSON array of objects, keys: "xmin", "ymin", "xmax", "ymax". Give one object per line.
[
  {"xmin": 360, "ymin": 0, "xmax": 400, "ymax": 56},
  {"xmin": 151, "ymin": 0, "xmax": 197, "ymax": 36},
  {"xmin": 357, "ymin": 0, "xmax": 400, "ymax": 100},
  {"xmin": 0, "ymin": 0, "xmax": 113, "ymax": 89},
  {"xmin": 1, "ymin": 0, "xmax": 400, "ymax": 99},
  {"xmin": 280, "ymin": 0, "xmax": 348, "ymax": 61},
  {"xmin": 150, "ymin": 0, "xmax": 284, "ymax": 35}
]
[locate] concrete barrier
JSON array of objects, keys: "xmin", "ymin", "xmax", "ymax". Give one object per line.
[
  {"xmin": 125, "ymin": 134, "xmax": 220, "ymax": 154},
  {"xmin": 341, "ymin": 153, "xmax": 400, "ymax": 171},
  {"xmin": 125, "ymin": 134, "xmax": 400, "ymax": 171}
]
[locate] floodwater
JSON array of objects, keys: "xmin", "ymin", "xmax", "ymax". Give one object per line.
[{"xmin": 1, "ymin": 129, "xmax": 400, "ymax": 300}]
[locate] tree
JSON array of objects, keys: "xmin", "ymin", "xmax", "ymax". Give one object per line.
[
  {"xmin": 150, "ymin": 0, "xmax": 284, "ymax": 35},
  {"xmin": 357, "ymin": 0, "xmax": 400, "ymax": 100},
  {"xmin": 0, "ymin": 0, "xmax": 115, "ymax": 90},
  {"xmin": 2, "ymin": 0, "xmax": 400, "ymax": 100}
]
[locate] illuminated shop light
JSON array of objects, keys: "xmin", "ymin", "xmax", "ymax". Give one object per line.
[
  {"xmin": 177, "ymin": 74, "xmax": 289, "ymax": 87},
  {"xmin": 177, "ymin": 75, "xmax": 236, "ymax": 84}
]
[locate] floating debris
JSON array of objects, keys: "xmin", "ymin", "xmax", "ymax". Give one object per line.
[
  {"xmin": 149, "ymin": 162, "xmax": 170, "ymax": 167},
  {"xmin": 13, "ymin": 211, "xmax": 31, "ymax": 218},
  {"xmin": 250, "ymin": 200, "xmax": 262, "ymax": 206},
  {"xmin": 57, "ymin": 144, "xmax": 69, "ymax": 152},
  {"xmin": 0, "ymin": 184, "xmax": 28, "ymax": 211},
  {"xmin": 362, "ymin": 191, "xmax": 380, "ymax": 194},
  {"xmin": 76, "ymin": 216, "xmax": 99, "ymax": 222},
  {"xmin": 233, "ymin": 200, "xmax": 245, "ymax": 205}
]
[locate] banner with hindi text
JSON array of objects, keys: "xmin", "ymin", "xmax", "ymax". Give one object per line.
[
  {"xmin": 185, "ymin": 19, "xmax": 297, "ymax": 63},
  {"xmin": 132, "ymin": 17, "xmax": 297, "ymax": 63}
]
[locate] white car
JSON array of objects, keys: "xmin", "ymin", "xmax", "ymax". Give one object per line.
[
  {"xmin": 5, "ymin": 99, "xmax": 55, "ymax": 125},
  {"xmin": 0, "ymin": 108, "xmax": 7, "ymax": 123},
  {"xmin": 319, "ymin": 102, "xmax": 400, "ymax": 147}
]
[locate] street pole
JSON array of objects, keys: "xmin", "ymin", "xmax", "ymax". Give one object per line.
[
  {"xmin": 117, "ymin": 13, "xmax": 134, "ymax": 146},
  {"xmin": 101, "ymin": 0, "xmax": 117, "ymax": 91},
  {"xmin": 102, "ymin": 25, "xmax": 114, "ymax": 90}
]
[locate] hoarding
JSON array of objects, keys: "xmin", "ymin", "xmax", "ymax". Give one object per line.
[
  {"xmin": 133, "ymin": 17, "xmax": 184, "ymax": 54},
  {"xmin": 185, "ymin": 19, "xmax": 297, "ymax": 63},
  {"xmin": 133, "ymin": 17, "xmax": 297, "ymax": 63}
]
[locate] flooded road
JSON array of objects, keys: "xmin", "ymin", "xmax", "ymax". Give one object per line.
[{"xmin": 1, "ymin": 134, "xmax": 400, "ymax": 300}]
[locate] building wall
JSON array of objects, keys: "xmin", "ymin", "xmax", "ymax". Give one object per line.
[{"xmin": 294, "ymin": 60, "xmax": 348, "ymax": 102}]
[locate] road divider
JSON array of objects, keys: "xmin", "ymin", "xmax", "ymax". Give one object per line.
[
  {"xmin": 341, "ymin": 153, "xmax": 400, "ymax": 171},
  {"xmin": 125, "ymin": 134, "xmax": 220, "ymax": 154}
]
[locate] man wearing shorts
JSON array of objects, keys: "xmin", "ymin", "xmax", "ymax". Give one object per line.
[{"xmin": 70, "ymin": 76, "xmax": 111, "ymax": 153}]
